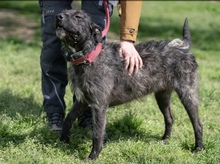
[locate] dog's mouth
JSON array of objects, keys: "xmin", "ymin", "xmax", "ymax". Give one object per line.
[
  {"xmin": 56, "ymin": 24, "xmax": 63, "ymax": 30},
  {"xmin": 55, "ymin": 21, "xmax": 68, "ymax": 39},
  {"xmin": 55, "ymin": 20, "xmax": 66, "ymax": 30},
  {"xmin": 55, "ymin": 21, "xmax": 80, "ymax": 45}
]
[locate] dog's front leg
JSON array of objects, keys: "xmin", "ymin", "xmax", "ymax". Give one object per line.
[
  {"xmin": 60, "ymin": 101, "xmax": 87, "ymax": 143},
  {"xmin": 88, "ymin": 105, "xmax": 108, "ymax": 160}
]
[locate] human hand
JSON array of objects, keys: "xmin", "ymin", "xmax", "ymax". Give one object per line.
[{"xmin": 119, "ymin": 40, "xmax": 143, "ymax": 75}]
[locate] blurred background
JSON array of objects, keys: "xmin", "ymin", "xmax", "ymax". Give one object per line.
[{"xmin": 0, "ymin": 1, "xmax": 219, "ymax": 51}]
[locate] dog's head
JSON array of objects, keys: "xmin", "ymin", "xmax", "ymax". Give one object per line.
[{"xmin": 55, "ymin": 9, "xmax": 102, "ymax": 48}]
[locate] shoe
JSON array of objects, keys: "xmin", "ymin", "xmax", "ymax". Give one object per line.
[
  {"xmin": 78, "ymin": 107, "xmax": 93, "ymax": 128},
  {"xmin": 47, "ymin": 113, "xmax": 64, "ymax": 132}
]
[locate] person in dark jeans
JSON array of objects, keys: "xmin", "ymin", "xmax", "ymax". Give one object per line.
[{"xmin": 39, "ymin": 0, "xmax": 142, "ymax": 132}]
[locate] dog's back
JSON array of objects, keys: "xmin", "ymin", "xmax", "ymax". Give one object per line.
[{"xmin": 83, "ymin": 18, "xmax": 198, "ymax": 107}]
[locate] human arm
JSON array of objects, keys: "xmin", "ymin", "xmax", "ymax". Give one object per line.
[{"xmin": 118, "ymin": 0, "xmax": 143, "ymax": 75}]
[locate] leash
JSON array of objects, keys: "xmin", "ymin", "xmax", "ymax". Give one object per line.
[
  {"xmin": 102, "ymin": 0, "xmax": 110, "ymax": 37},
  {"xmin": 70, "ymin": 0, "xmax": 110, "ymax": 65}
]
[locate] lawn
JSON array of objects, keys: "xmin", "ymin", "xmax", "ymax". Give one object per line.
[{"xmin": 0, "ymin": 1, "xmax": 220, "ymax": 164}]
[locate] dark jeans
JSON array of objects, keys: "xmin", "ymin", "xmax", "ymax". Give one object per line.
[{"xmin": 39, "ymin": 0, "xmax": 107, "ymax": 114}]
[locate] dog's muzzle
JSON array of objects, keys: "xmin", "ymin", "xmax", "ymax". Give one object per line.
[
  {"xmin": 55, "ymin": 13, "xmax": 67, "ymax": 40},
  {"xmin": 55, "ymin": 13, "xmax": 65, "ymax": 28}
]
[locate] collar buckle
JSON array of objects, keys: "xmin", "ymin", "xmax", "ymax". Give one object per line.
[{"xmin": 72, "ymin": 51, "xmax": 84, "ymax": 60}]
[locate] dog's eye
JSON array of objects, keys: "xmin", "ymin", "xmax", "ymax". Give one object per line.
[
  {"xmin": 74, "ymin": 13, "xmax": 83, "ymax": 19},
  {"xmin": 75, "ymin": 15, "xmax": 81, "ymax": 19}
]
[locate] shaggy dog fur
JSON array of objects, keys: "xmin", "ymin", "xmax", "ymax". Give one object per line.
[{"xmin": 55, "ymin": 9, "xmax": 203, "ymax": 160}]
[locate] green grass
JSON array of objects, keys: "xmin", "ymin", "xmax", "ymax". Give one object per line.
[{"xmin": 0, "ymin": 1, "xmax": 220, "ymax": 164}]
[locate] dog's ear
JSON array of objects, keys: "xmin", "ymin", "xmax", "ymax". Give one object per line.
[{"xmin": 90, "ymin": 23, "xmax": 103, "ymax": 43}]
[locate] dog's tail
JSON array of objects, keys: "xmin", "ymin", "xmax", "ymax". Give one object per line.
[
  {"xmin": 183, "ymin": 18, "xmax": 191, "ymax": 48},
  {"xmin": 167, "ymin": 18, "xmax": 191, "ymax": 50}
]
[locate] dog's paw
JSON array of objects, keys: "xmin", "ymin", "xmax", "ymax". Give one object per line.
[
  {"xmin": 60, "ymin": 134, "xmax": 70, "ymax": 143},
  {"xmin": 192, "ymin": 146, "xmax": 204, "ymax": 153},
  {"xmin": 161, "ymin": 134, "xmax": 170, "ymax": 140}
]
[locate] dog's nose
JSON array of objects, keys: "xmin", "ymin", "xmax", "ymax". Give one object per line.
[{"xmin": 56, "ymin": 13, "xmax": 64, "ymax": 21}]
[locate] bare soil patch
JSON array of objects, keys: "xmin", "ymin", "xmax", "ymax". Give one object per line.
[
  {"xmin": 0, "ymin": 9, "xmax": 38, "ymax": 42},
  {"xmin": 0, "ymin": 8, "xmax": 118, "ymax": 43}
]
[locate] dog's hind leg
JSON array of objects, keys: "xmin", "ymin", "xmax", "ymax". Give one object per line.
[
  {"xmin": 175, "ymin": 85, "xmax": 203, "ymax": 152},
  {"xmin": 88, "ymin": 104, "xmax": 108, "ymax": 160},
  {"xmin": 60, "ymin": 101, "xmax": 88, "ymax": 143},
  {"xmin": 155, "ymin": 89, "xmax": 174, "ymax": 140}
]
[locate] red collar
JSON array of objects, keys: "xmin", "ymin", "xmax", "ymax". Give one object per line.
[
  {"xmin": 70, "ymin": 43, "xmax": 102, "ymax": 65},
  {"xmin": 70, "ymin": 0, "xmax": 109, "ymax": 65}
]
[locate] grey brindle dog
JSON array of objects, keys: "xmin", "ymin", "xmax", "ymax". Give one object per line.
[{"xmin": 55, "ymin": 9, "xmax": 203, "ymax": 160}]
